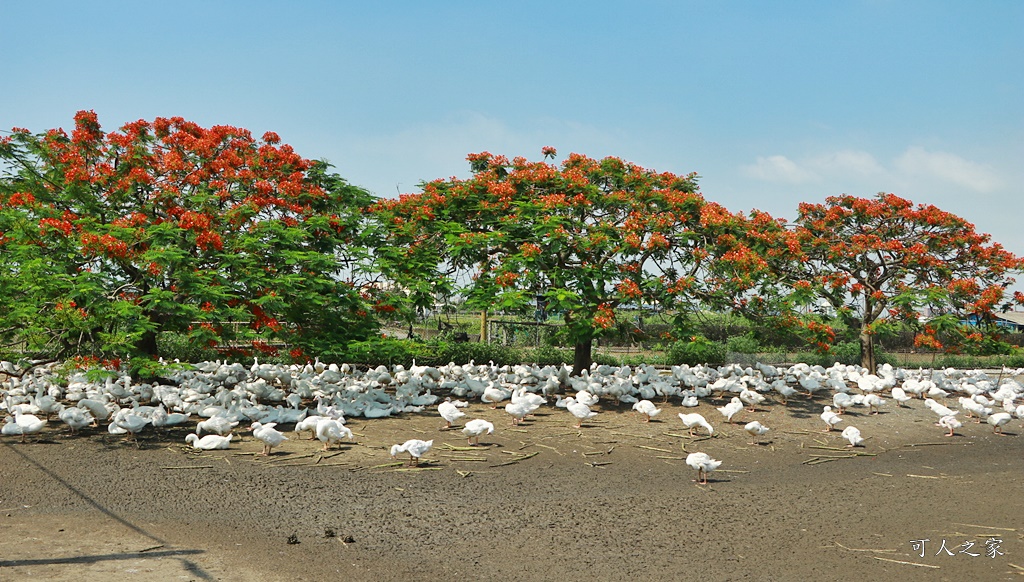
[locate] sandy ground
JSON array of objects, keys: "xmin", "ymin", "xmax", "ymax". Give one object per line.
[{"xmin": 2, "ymin": 390, "xmax": 1024, "ymax": 582}]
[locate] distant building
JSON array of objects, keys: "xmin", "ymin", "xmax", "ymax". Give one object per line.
[{"xmin": 962, "ymin": 311, "xmax": 1024, "ymax": 332}]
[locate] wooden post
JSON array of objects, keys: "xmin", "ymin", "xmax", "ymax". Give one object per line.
[{"xmin": 480, "ymin": 310, "xmax": 488, "ymax": 343}]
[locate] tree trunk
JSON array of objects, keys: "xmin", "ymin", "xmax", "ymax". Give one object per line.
[
  {"xmin": 859, "ymin": 326, "xmax": 876, "ymax": 372},
  {"xmin": 572, "ymin": 338, "xmax": 593, "ymax": 376},
  {"xmin": 138, "ymin": 328, "xmax": 159, "ymax": 356}
]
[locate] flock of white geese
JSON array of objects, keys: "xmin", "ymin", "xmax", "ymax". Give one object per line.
[{"xmin": 2, "ymin": 358, "xmax": 1023, "ymax": 483}]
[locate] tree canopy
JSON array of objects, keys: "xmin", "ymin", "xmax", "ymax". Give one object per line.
[
  {"xmin": 0, "ymin": 111, "xmax": 377, "ymax": 362},
  {"xmin": 780, "ymin": 193, "xmax": 1024, "ymax": 369},
  {"xmin": 372, "ymin": 148, "xmax": 781, "ymax": 373}
]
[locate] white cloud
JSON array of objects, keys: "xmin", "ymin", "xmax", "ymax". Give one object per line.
[
  {"xmin": 807, "ymin": 149, "xmax": 885, "ymax": 178},
  {"xmin": 741, "ymin": 155, "xmax": 817, "ymax": 184},
  {"xmin": 741, "ymin": 147, "xmax": 1002, "ymax": 196},
  {"xmin": 893, "ymin": 146, "xmax": 1003, "ymax": 193}
]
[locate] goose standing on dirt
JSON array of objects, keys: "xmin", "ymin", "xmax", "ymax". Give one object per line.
[
  {"xmin": 938, "ymin": 415, "xmax": 961, "ymax": 437},
  {"xmin": 58, "ymin": 407, "xmax": 93, "ymax": 435},
  {"xmin": 774, "ymin": 381, "xmax": 798, "ymax": 405},
  {"xmin": 924, "ymin": 398, "xmax": 957, "ymax": 421},
  {"xmin": 293, "ymin": 415, "xmax": 325, "ymax": 439},
  {"xmin": 565, "ymin": 397, "xmax": 598, "ymax": 428},
  {"xmin": 744, "ymin": 420, "xmax": 769, "ymax": 445},
  {"xmin": 861, "ymin": 394, "xmax": 885, "ymax": 415},
  {"xmin": 739, "ymin": 387, "xmax": 765, "ymax": 412},
  {"xmin": 437, "ymin": 399, "xmax": 466, "ymax": 429},
  {"xmin": 3, "ymin": 412, "xmax": 46, "ymax": 442},
  {"xmin": 832, "ymin": 392, "xmax": 854, "ymax": 414},
  {"xmin": 987, "ymin": 412, "xmax": 1012, "ymax": 435},
  {"xmin": 840, "ymin": 426, "xmax": 864, "ymax": 447},
  {"xmin": 820, "ymin": 406, "xmax": 842, "ymax": 432},
  {"xmin": 185, "ymin": 433, "xmax": 234, "ymax": 450},
  {"xmin": 686, "ymin": 452, "xmax": 722, "ymax": 485},
  {"xmin": 890, "ymin": 387, "xmax": 912, "ymax": 407},
  {"xmin": 632, "ymin": 400, "xmax": 661, "ymax": 422},
  {"xmin": 390, "ymin": 439, "xmax": 433, "ymax": 465},
  {"xmin": 462, "ymin": 419, "xmax": 494, "ymax": 446},
  {"xmin": 717, "ymin": 397, "xmax": 744, "ymax": 424},
  {"xmin": 251, "ymin": 421, "xmax": 288, "ymax": 456},
  {"xmin": 316, "ymin": 418, "xmax": 353, "ymax": 451},
  {"xmin": 678, "ymin": 413, "xmax": 714, "ymax": 437}
]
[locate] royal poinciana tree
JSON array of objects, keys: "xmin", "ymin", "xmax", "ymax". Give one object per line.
[
  {"xmin": 0, "ymin": 111, "xmax": 377, "ymax": 361},
  {"xmin": 372, "ymin": 148, "xmax": 778, "ymax": 374},
  {"xmin": 783, "ymin": 193, "xmax": 1023, "ymax": 370}
]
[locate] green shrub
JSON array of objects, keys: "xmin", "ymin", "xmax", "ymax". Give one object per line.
[
  {"xmin": 156, "ymin": 332, "xmax": 219, "ymax": 363},
  {"xmin": 666, "ymin": 337, "xmax": 726, "ymax": 366},
  {"xmin": 523, "ymin": 345, "xmax": 573, "ymax": 366},
  {"xmin": 725, "ymin": 333, "xmax": 761, "ymax": 354}
]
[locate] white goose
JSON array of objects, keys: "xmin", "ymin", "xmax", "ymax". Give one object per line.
[
  {"xmin": 840, "ymin": 426, "xmax": 864, "ymax": 447},
  {"xmin": 251, "ymin": 421, "xmax": 288, "ymax": 456},
  {"xmin": 58, "ymin": 407, "xmax": 93, "ymax": 435},
  {"xmin": 744, "ymin": 420, "xmax": 769, "ymax": 445},
  {"xmin": 390, "ymin": 439, "xmax": 433, "ymax": 465},
  {"xmin": 197, "ymin": 415, "xmax": 240, "ymax": 437},
  {"xmin": 717, "ymin": 397, "xmax": 744, "ymax": 424},
  {"xmin": 678, "ymin": 412, "xmax": 714, "ymax": 437},
  {"xmin": 890, "ymin": 387, "xmax": 912, "ymax": 407},
  {"xmin": 631, "ymin": 400, "xmax": 661, "ymax": 422},
  {"xmin": 938, "ymin": 414, "xmax": 962, "ymax": 437},
  {"xmin": 185, "ymin": 433, "xmax": 234, "ymax": 450},
  {"xmin": 738, "ymin": 387, "xmax": 765, "ymax": 412},
  {"xmin": 316, "ymin": 418, "xmax": 353, "ymax": 451},
  {"xmin": 2, "ymin": 413, "xmax": 46, "ymax": 442},
  {"xmin": 565, "ymin": 397, "xmax": 598, "ymax": 428},
  {"xmin": 462, "ymin": 419, "xmax": 494, "ymax": 446},
  {"xmin": 820, "ymin": 406, "xmax": 842, "ymax": 432},
  {"xmin": 686, "ymin": 452, "xmax": 722, "ymax": 485},
  {"xmin": 293, "ymin": 415, "xmax": 325, "ymax": 439},
  {"xmin": 504, "ymin": 400, "xmax": 531, "ymax": 426},
  {"xmin": 987, "ymin": 412, "xmax": 1012, "ymax": 435},
  {"xmin": 437, "ymin": 400, "xmax": 466, "ymax": 429}
]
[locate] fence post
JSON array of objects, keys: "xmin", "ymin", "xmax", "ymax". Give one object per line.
[{"xmin": 480, "ymin": 310, "xmax": 488, "ymax": 343}]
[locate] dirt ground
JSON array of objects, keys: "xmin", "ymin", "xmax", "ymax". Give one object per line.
[{"xmin": 2, "ymin": 390, "xmax": 1024, "ymax": 581}]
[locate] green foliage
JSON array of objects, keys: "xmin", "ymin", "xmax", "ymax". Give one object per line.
[
  {"xmin": 326, "ymin": 338, "xmax": 524, "ymax": 368},
  {"xmin": 522, "ymin": 345, "xmax": 573, "ymax": 366},
  {"xmin": 372, "ymin": 149, "xmax": 779, "ymax": 372},
  {"xmin": 0, "ymin": 112, "xmax": 378, "ymax": 361},
  {"xmin": 155, "ymin": 331, "xmax": 220, "ymax": 363},
  {"xmin": 725, "ymin": 333, "xmax": 761, "ymax": 354},
  {"xmin": 665, "ymin": 336, "xmax": 726, "ymax": 366},
  {"xmin": 127, "ymin": 355, "xmax": 193, "ymax": 381}
]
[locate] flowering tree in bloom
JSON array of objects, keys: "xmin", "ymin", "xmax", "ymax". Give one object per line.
[
  {"xmin": 0, "ymin": 111, "xmax": 377, "ymax": 361},
  {"xmin": 372, "ymin": 148, "xmax": 778, "ymax": 374},
  {"xmin": 784, "ymin": 193, "xmax": 1023, "ymax": 370}
]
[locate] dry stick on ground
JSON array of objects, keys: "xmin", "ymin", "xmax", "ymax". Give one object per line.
[
  {"xmin": 903, "ymin": 441, "xmax": 974, "ymax": 447},
  {"xmin": 951, "ymin": 523, "xmax": 1016, "ymax": 532},
  {"xmin": 872, "ymin": 557, "xmax": 939, "ymax": 569},
  {"xmin": 370, "ymin": 461, "xmax": 405, "ymax": 469},
  {"xmin": 491, "ymin": 451, "xmax": 539, "ymax": 467},
  {"xmin": 634, "ymin": 445, "xmax": 671, "ymax": 453},
  {"xmin": 161, "ymin": 465, "xmax": 214, "ymax": 470},
  {"xmin": 440, "ymin": 443, "xmax": 478, "ymax": 451}
]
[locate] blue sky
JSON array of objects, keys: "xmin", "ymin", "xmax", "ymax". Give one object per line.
[{"xmin": 3, "ymin": 1, "xmax": 1022, "ymax": 279}]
